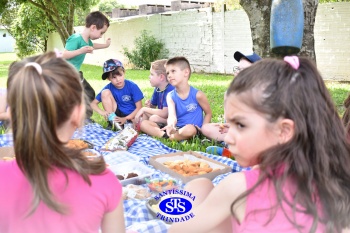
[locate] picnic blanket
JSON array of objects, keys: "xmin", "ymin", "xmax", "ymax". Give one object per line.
[{"xmin": 0, "ymin": 123, "xmax": 247, "ymax": 233}]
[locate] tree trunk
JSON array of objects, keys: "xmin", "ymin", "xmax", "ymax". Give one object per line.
[
  {"xmin": 240, "ymin": 0, "xmax": 318, "ymax": 63},
  {"xmin": 300, "ymin": 0, "xmax": 318, "ymax": 63}
]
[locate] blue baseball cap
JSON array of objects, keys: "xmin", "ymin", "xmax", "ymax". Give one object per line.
[
  {"xmin": 102, "ymin": 59, "xmax": 124, "ymax": 80},
  {"xmin": 234, "ymin": 51, "xmax": 261, "ymax": 63}
]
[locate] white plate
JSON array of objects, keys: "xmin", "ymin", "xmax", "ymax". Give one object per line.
[{"xmin": 109, "ymin": 161, "xmax": 154, "ymax": 186}]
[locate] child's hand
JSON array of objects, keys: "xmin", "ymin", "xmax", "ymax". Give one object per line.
[
  {"xmin": 105, "ymin": 38, "xmax": 111, "ymax": 47},
  {"xmin": 101, "ymin": 111, "xmax": 110, "ymax": 120},
  {"xmin": 135, "ymin": 110, "xmax": 143, "ymax": 123},
  {"xmin": 115, "ymin": 116, "xmax": 127, "ymax": 125},
  {"xmin": 162, "ymin": 124, "xmax": 176, "ymax": 136},
  {"xmin": 219, "ymin": 123, "xmax": 229, "ymax": 134},
  {"xmin": 81, "ymin": 46, "xmax": 94, "ymax": 54},
  {"xmin": 144, "ymin": 99, "xmax": 151, "ymax": 108}
]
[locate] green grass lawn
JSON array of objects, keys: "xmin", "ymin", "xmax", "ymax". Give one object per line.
[{"xmin": 1, "ymin": 53, "xmax": 349, "ymax": 152}]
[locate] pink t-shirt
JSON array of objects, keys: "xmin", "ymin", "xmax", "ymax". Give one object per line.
[
  {"xmin": 0, "ymin": 160, "xmax": 122, "ymax": 233},
  {"xmin": 232, "ymin": 169, "xmax": 325, "ymax": 233}
]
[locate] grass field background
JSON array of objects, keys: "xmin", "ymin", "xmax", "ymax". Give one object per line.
[{"xmin": 1, "ymin": 52, "xmax": 349, "ymax": 152}]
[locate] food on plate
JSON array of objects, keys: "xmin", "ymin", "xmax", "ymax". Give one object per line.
[
  {"xmin": 163, "ymin": 159, "xmax": 219, "ymax": 176},
  {"xmin": 126, "ymin": 172, "xmax": 138, "ymax": 179},
  {"xmin": 147, "ymin": 178, "xmax": 177, "ymax": 192},
  {"xmin": 116, "ymin": 175, "xmax": 124, "ymax": 180},
  {"xmin": 116, "ymin": 172, "xmax": 139, "ymax": 180},
  {"xmin": 122, "ymin": 184, "xmax": 151, "ymax": 200},
  {"xmin": 151, "ymin": 203, "xmax": 161, "ymax": 213},
  {"xmin": 66, "ymin": 139, "xmax": 91, "ymax": 149}
]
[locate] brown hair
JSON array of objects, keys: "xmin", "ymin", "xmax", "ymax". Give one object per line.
[
  {"xmin": 227, "ymin": 57, "xmax": 350, "ymax": 232},
  {"xmin": 85, "ymin": 11, "xmax": 110, "ymax": 29},
  {"xmin": 342, "ymin": 94, "xmax": 350, "ymax": 139},
  {"xmin": 7, "ymin": 51, "xmax": 106, "ymax": 215},
  {"xmin": 151, "ymin": 59, "xmax": 168, "ymax": 77},
  {"xmin": 165, "ymin": 56, "xmax": 192, "ymax": 78}
]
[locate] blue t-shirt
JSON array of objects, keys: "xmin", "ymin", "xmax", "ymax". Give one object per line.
[
  {"xmin": 169, "ymin": 86, "xmax": 204, "ymax": 128},
  {"xmin": 65, "ymin": 34, "xmax": 93, "ymax": 71},
  {"xmin": 96, "ymin": 80, "xmax": 144, "ymax": 115},
  {"xmin": 150, "ymin": 84, "xmax": 175, "ymax": 109}
]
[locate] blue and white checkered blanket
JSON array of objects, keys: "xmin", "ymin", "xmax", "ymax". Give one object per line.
[{"xmin": 0, "ymin": 123, "xmax": 247, "ymax": 233}]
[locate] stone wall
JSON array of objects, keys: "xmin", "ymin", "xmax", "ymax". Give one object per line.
[{"xmin": 47, "ymin": 2, "xmax": 350, "ymax": 80}]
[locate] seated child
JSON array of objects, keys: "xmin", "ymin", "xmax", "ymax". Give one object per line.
[
  {"xmin": 135, "ymin": 59, "xmax": 174, "ymax": 131},
  {"xmin": 142, "ymin": 56, "xmax": 212, "ymax": 141},
  {"xmin": 90, "ymin": 59, "xmax": 143, "ymax": 129}
]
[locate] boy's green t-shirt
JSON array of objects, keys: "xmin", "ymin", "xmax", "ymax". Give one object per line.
[{"xmin": 65, "ymin": 33, "xmax": 93, "ymax": 71}]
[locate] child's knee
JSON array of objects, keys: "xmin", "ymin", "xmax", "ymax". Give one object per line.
[{"xmin": 101, "ymin": 89, "xmax": 112, "ymax": 99}]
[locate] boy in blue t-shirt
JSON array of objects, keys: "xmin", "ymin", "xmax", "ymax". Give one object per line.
[
  {"xmin": 90, "ymin": 59, "xmax": 143, "ymax": 129},
  {"xmin": 135, "ymin": 59, "xmax": 174, "ymax": 132}
]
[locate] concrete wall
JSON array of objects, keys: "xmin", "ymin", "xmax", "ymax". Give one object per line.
[{"xmin": 47, "ymin": 2, "xmax": 350, "ymax": 80}]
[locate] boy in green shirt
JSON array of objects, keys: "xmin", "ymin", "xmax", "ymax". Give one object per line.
[{"xmin": 63, "ymin": 11, "xmax": 111, "ymax": 119}]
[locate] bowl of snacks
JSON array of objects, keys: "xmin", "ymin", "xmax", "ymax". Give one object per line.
[
  {"xmin": 82, "ymin": 149, "xmax": 102, "ymax": 161},
  {"xmin": 146, "ymin": 178, "xmax": 178, "ymax": 193}
]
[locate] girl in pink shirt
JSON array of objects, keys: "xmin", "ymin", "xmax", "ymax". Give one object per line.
[
  {"xmin": 0, "ymin": 51, "xmax": 125, "ymax": 233},
  {"xmin": 169, "ymin": 56, "xmax": 350, "ymax": 233}
]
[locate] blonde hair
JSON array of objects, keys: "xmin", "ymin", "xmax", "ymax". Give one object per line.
[
  {"xmin": 7, "ymin": 51, "xmax": 106, "ymax": 215},
  {"xmin": 151, "ymin": 59, "xmax": 167, "ymax": 77}
]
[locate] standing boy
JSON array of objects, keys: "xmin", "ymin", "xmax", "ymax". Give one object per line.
[
  {"xmin": 143, "ymin": 56, "xmax": 212, "ymax": 141},
  {"xmin": 62, "ymin": 11, "xmax": 111, "ymax": 119},
  {"xmin": 90, "ymin": 59, "xmax": 143, "ymax": 130},
  {"xmin": 135, "ymin": 59, "xmax": 174, "ymax": 131}
]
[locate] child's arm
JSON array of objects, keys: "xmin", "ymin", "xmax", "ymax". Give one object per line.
[
  {"xmin": 196, "ymin": 90, "xmax": 212, "ymax": 125},
  {"xmin": 93, "ymin": 38, "xmax": 111, "ymax": 50},
  {"xmin": 164, "ymin": 95, "xmax": 177, "ymax": 135},
  {"xmin": 90, "ymin": 99, "xmax": 109, "ymax": 119},
  {"xmin": 135, "ymin": 107, "xmax": 168, "ymax": 123},
  {"xmin": 101, "ymin": 200, "xmax": 126, "ymax": 233},
  {"xmin": 115, "ymin": 100, "xmax": 142, "ymax": 125},
  {"xmin": 168, "ymin": 172, "xmax": 247, "ymax": 233},
  {"xmin": 62, "ymin": 46, "xmax": 94, "ymax": 60}
]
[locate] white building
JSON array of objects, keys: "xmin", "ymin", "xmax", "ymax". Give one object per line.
[{"xmin": 0, "ymin": 26, "xmax": 15, "ymax": 53}]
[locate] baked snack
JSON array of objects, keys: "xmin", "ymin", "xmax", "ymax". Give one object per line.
[{"xmin": 163, "ymin": 159, "xmax": 219, "ymax": 176}]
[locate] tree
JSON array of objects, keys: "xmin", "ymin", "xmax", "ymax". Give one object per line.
[
  {"xmin": 219, "ymin": 0, "xmax": 349, "ymax": 62},
  {"xmin": 237, "ymin": 0, "xmax": 318, "ymax": 61},
  {"xmin": 98, "ymin": 0, "xmax": 125, "ymax": 12},
  {"xmin": 0, "ymin": 0, "xmax": 99, "ymax": 47},
  {"xmin": 10, "ymin": 3, "xmax": 55, "ymax": 57}
]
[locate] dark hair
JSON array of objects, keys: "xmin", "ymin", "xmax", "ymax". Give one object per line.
[
  {"xmin": 7, "ymin": 51, "xmax": 106, "ymax": 215},
  {"xmin": 227, "ymin": 57, "xmax": 350, "ymax": 232},
  {"xmin": 165, "ymin": 56, "xmax": 192, "ymax": 78},
  {"xmin": 85, "ymin": 11, "xmax": 110, "ymax": 29},
  {"xmin": 109, "ymin": 67, "xmax": 125, "ymax": 78},
  {"xmin": 342, "ymin": 94, "xmax": 350, "ymax": 139}
]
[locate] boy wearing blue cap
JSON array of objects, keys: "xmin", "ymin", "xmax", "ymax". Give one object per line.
[
  {"xmin": 203, "ymin": 51, "xmax": 261, "ymax": 155},
  {"xmin": 232, "ymin": 51, "xmax": 261, "ymax": 76},
  {"xmin": 90, "ymin": 59, "xmax": 143, "ymax": 130}
]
